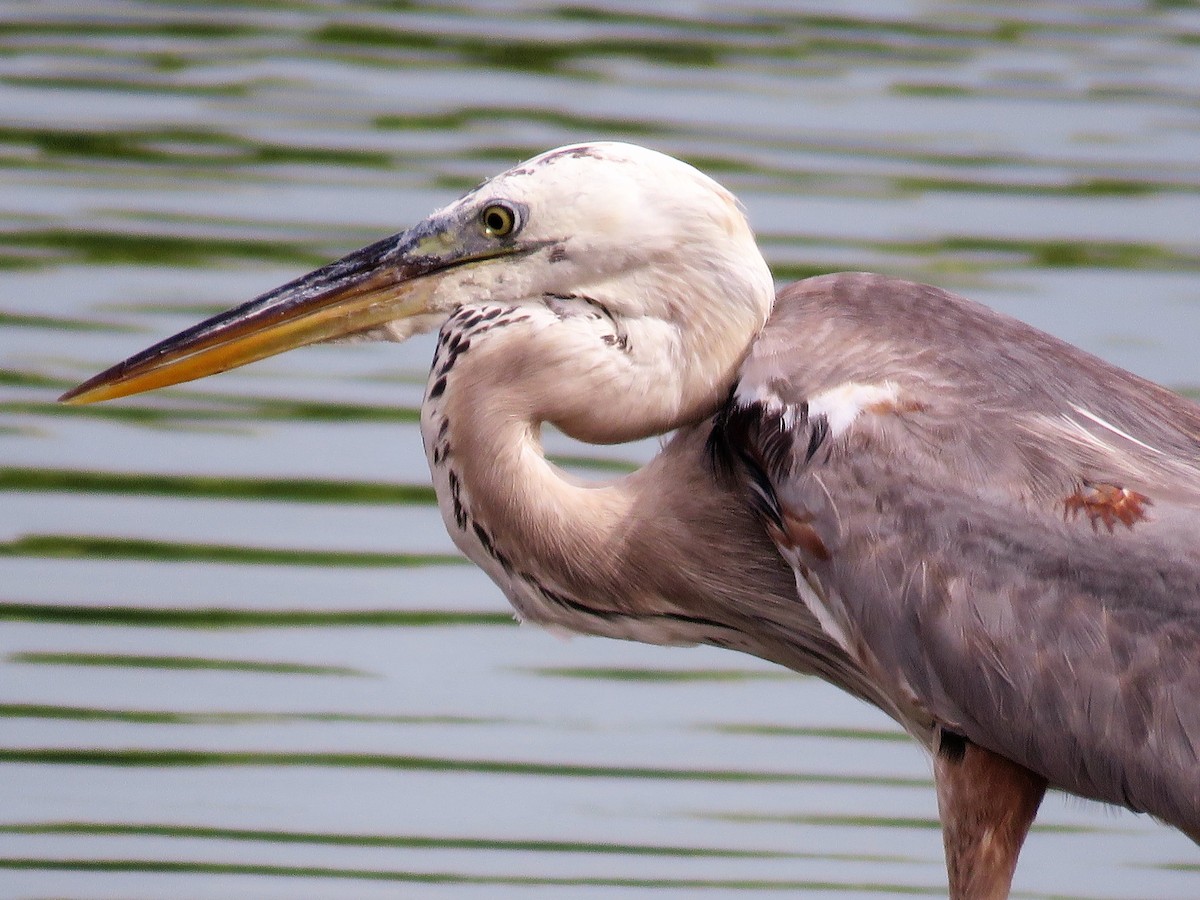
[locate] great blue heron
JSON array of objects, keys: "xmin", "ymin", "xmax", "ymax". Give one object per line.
[{"xmin": 62, "ymin": 142, "xmax": 1200, "ymax": 898}]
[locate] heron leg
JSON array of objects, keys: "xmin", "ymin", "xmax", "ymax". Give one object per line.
[{"xmin": 933, "ymin": 729, "xmax": 1047, "ymax": 900}]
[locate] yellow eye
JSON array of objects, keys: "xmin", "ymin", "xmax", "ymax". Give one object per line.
[{"xmin": 481, "ymin": 203, "xmax": 517, "ymax": 237}]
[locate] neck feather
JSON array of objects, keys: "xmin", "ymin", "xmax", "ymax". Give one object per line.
[
  {"xmin": 422, "ymin": 337, "xmax": 869, "ymax": 690},
  {"xmin": 427, "ymin": 374, "xmax": 714, "ymax": 640},
  {"xmin": 418, "ymin": 305, "xmax": 887, "ymax": 715}
]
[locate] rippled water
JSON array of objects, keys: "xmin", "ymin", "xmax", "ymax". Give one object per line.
[{"xmin": 3, "ymin": 2, "xmax": 1200, "ymax": 897}]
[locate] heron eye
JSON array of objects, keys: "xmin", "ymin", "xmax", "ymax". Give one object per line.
[{"xmin": 481, "ymin": 203, "xmax": 518, "ymax": 237}]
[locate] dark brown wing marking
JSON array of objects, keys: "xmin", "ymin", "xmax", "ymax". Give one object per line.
[
  {"xmin": 868, "ymin": 397, "xmax": 928, "ymax": 417},
  {"xmin": 709, "ymin": 396, "xmax": 831, "ymax": 533},
  {"xmin": 781, "ymin": 507, "xmax": 831, "ymax": 561}
]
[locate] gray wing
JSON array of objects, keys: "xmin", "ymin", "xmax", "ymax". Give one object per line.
[{"xmin": 720, "ymin": 272, "xmax": 1200, "ymax": 836}]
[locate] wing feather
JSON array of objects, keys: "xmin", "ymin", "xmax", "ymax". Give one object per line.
[{"xmin": 731, "ymin": 273, "xmax": 1200, "ymax": 835}]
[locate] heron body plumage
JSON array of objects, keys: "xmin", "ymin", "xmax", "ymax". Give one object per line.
[
  {"xmin": 62, "ymin": 142, "xmax": 1200, "ymax": 898},
  {"xmin": 721, "ymin": 273, "xmax": 1200, "ymax": 834}
]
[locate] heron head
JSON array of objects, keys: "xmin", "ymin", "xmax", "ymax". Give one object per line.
[{"xmin": 61, "ymin": 142, "xmax": 775, "ymax": 423}]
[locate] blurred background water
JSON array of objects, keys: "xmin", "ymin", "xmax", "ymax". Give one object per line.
[{"xmin": 2, "ymin": 1, "xmax": 1200, "ymax": 897}]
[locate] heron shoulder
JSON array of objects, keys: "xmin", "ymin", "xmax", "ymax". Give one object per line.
[
  {"xmin": 738, "ymin": 272, "xmax": 1200, "ymax": 497},
  {"xmin": 718, "ymin": 273, "xmax": 1200, "ymax": 829}
]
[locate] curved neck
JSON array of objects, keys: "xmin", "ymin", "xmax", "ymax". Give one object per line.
[
  {"xmin": 429, "ymin": 357, "xmax": 748, "ymax": 619},
  {"xmin": 419, "ymin": 309, "xmax": 887, "ymax": 717},
  {"xmin": 422, "ymin": 335, "xmax": 876, "ymax": 693},
  {"xmin": 431, "ymin": 374, "xmax": 693, "ymax": 630}
]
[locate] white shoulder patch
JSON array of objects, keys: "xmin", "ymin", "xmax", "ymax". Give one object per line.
[
  {"xmin": 808, "ymin": 382, "xmax": 900, "ymax": 438},
  {"xmin": 733, "ymin": 379, "xmax": 784, "ymax": 410}
]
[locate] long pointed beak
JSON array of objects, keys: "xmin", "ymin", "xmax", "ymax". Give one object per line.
[{"xmin": 60, "ymin": 227, "xmax": 461, "ymax": 405}]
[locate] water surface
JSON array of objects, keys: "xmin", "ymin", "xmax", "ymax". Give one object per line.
[{"xmin": 3, "ymin": 2, "xmax": 1200, "ymax": 898}]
